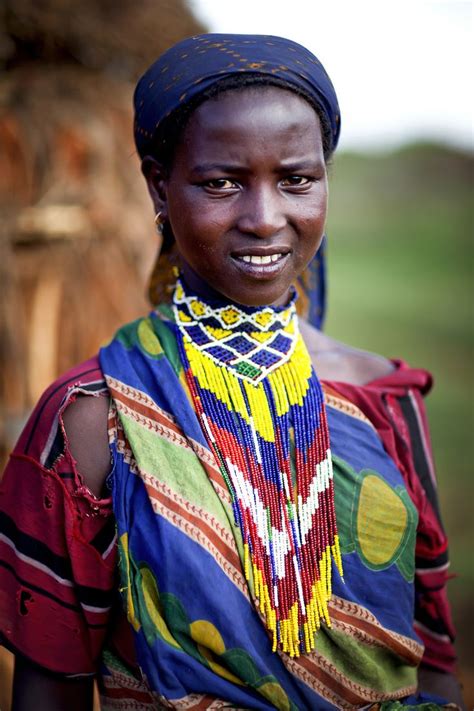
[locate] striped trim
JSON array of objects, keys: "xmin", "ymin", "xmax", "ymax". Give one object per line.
[
  {"xmin": 109, "ymin": 387, "xmax": 231, "ymax": 506},
  {"xmin": 0, "ymin": 511, "xmax": 73, "ymax": 583},
  {"xmin": 0, "ymin": 559, "xmax": 81, "ymax": 614},
  {"xmin": 90, "ymin": 517, "xmax": 118, "ymax": 559},
  {"xmin": 113, "ymin": 396, "xmax": 193, "ymax": 452},
  {"xmin": 147, "ymin": 483, "xmax": 248, "ymax": 596},
  {"xmin": 285, "ymin": 654, "xmax": 354, "ymax": 710},
  {"xmin": 414, "ymin": 620, "xmax": 453, "ymax": 644},
  {"xmin": 407, "ymin": 390, "xmax": 436, "ymax": 487},
  {"xmin": 141, "ymin": 471, "xmax": 241, "ymax": 562},
  {"xmin": 323, "ymin": 386, "xmax": 374, "ymax": 428},
  {"xmin": 329, "ymin": 595, "xmax": 423, "ymax": 664},
  {"xmin": 110, "ymin": 419, "xmax": 247, "ymax": 597},
  {"xmin": 0, "ymin": 531, "xmax": 74, "ymax": 588},
  {"xmin": 398, "ymin": 391, "xmax": 442, "ymax": 523},
  {"xmin": 0, "ymin": 513, "xmax": 114, "ymax": 611},
  {"xmin": 106, "ymin": 376, "xmax": 179, "ymax": 429},
  {"xmin": 288, "ymin": 649, "xmax": 417, "ymax": 707},
  {"xmin": 100, "ymin": 700, "xmax": 155, "ymax": 710},
  {"xmin": 282, "ymin": 596, "xmax": 421, "ymax": 707},
  {"xmin": 415, "ymin": 561, "xmax": 450, "ymax": 575},
  {"xmin": 101, "ymin": 665, "xmax": 225, "ymax": 710},
  {"xmin": 187, "ymin": 437, "xmax": 231, "ymax": 505}
]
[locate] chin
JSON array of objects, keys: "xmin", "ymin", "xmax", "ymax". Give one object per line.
[{"xmin": 220, "ymin": 283, "xmax": 292, "ymax": 308}]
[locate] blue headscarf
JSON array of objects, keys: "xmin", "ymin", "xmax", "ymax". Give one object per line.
[{"xmin": 134, "ymin": 33, "xmax": 341, "ymax": 328}]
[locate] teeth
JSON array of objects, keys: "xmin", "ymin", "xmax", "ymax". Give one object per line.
[{"xmin": 240, "ymin": 254, "xmax": 283, "ymax": 265}]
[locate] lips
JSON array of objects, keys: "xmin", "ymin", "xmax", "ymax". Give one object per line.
[{"xmin": 231, "ymin": 250, "xmax": 291, "ymax": 278}]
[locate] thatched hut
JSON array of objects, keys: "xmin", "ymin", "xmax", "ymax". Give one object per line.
[
  {"xmin": 0, "ymin": 0, "xmax": 205, "ymax": 461},
  {"xmin": 0, "ymin": 1, "xmax": 205, "ymax": 707}
]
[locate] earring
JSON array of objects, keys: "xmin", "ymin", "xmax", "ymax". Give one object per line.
[{"xmin": 154, "ymin": 211, "xmax": 164, "ymax": 234}]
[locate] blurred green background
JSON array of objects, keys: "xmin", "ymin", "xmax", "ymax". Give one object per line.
[
  {"xmin": 0, "ymin": 0, "xmax": 472, "ymax": 705},
  {"xmin": 325, "ymin": 143, "xmax": 473, "ymax": 696}
]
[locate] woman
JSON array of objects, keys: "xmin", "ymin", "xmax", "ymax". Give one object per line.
[{"xmin": 0, "ymin": 34, "xmax": 462, "ymax": 710}]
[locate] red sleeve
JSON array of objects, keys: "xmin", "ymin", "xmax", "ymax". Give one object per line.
[
  {"xmin": 329, "ymin": 361, "xmax": 457, "ymax": 674},
  {"xmin": 0, "ymin": 357, "xmax": 118, "ymax": 676}
]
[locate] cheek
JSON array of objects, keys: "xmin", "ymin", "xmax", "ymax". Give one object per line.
[
  {"xmin": 168, "ymin": 194, "xmax": 229, "ymax": 248},
  {"xmin": 312, "ymin": 190, "xmax": 328, "ymax": 233},
  {"xmin": 295, "ymin": 201, "xmax": 327, "ymax": 258},
  {"xmin": 168, "ymin": 211, "xmax": 222, "ymax": 267},
  {"xmin": 298, "ymin": 180, "xmax": 328, "ymax": 224},
  {"xmin": 301, "ymin": 198, "xmax": 328, "ymax": 234}
]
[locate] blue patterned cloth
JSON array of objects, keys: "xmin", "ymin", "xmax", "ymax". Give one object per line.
[{"xmin": 133, "ymin": 33, "xmax": 340, "ymax": 159}]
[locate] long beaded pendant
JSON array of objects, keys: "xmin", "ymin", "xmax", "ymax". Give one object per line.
[{"xmin": 173, "ymin": 279, "xmax": 343, "ymax": 657}]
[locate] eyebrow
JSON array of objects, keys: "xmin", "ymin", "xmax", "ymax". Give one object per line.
[
  {"xmin": 277, "ymin": 160, "xmax": 323, "ymax": 172},
  {"xmin": 191, "ymin": 163, "xmax": 249, "ymax": 175},
  {"xmin": 191, "ymin": 160, "xmax": 323, "ymax": 175}
]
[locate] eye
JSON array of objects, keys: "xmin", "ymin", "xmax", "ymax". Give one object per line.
[
  {"xmin": 203, "ymin": 178, "xmax": 238, "ymax": 191},
  {"xmin": 280, "ymin": 175, "xmax": 313, "ymax": 188}
]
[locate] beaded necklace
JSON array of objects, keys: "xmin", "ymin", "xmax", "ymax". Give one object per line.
[{"xmin": 173, "ymin": 278, "xmax": 343, "ymax": 657}]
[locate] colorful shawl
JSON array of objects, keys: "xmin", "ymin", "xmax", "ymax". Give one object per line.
[{"xmin": 99, "ymin": 307, "xmax": 450, "ymax": 710}]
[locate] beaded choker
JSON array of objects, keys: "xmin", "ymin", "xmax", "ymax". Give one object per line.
[{"xmin": 173, "ymin": 278, "xmax": 343, "ymax": 657}]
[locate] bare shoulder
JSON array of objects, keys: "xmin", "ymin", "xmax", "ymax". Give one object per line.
[
  {"xmin": 299, "ymin": 319, "xmax": 395, "ymax": 386},
  {"xmin": 62, "ymin": 394, "xmax": 111, "ymax": 497}
]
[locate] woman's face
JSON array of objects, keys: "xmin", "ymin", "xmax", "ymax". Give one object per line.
[{"xmin": 148, "ymin": 86, "xmax": 328, "ymax": 307}]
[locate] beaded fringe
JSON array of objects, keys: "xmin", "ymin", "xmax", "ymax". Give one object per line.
[{"xmin": 173, "ymin": 281, "xmax": 343, "ymax": 657}]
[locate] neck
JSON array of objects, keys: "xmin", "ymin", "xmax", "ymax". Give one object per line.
[{"xmin": 180, "ymin": 263, "xmax": 223, "ymax": 304}]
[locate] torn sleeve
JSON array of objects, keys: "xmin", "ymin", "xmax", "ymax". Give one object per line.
[{"xmin": 0, "ymin": 357, "xmax": 117, "ymax": 676}]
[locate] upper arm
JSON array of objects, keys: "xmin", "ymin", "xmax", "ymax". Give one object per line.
[
  {"xmin": 62, "ymin": 394, "xmax": 112, "ymax": 497},
  {"xmin": 0, "ymin": 366, "xmax": 117, "ymax": 679}
]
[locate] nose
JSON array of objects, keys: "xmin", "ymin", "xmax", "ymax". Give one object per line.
[{"xmin": 237, "ymin": 183, "xmax": 287, "ymax": 239}]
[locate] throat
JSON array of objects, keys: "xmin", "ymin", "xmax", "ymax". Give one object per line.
[{"xmin": 179, "ymin": 262, "xmax": 226, "ymax": 304}]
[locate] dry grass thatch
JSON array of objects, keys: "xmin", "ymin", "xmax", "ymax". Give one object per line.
[
  {"xmin": 0, "ymin": 4, "xmax": 206, "ymax": 704},
  {"xmin": 1, "ymin": 0, "xmax": 205, "ymax": 76},
  {"xmin": 0, "ymin": 1, "xmax": 205, "ymax": 460}
]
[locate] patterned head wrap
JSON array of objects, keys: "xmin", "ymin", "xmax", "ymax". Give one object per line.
[{"xmin": 134, "ymin": 33, "xmax": 341, "ymax": 328}]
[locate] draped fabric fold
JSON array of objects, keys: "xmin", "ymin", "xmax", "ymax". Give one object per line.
[{"xmin": 98, "ymin": 308, "xmax": 450, "ymax": 709}]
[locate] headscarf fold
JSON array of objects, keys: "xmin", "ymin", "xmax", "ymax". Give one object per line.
[
  {"xmin": 134, "ymin": 33, "xmax": 340, "ymax": 159},
  {"xmin": 134, "ymin": 33, "xmax": 341, "ymax": 330}
]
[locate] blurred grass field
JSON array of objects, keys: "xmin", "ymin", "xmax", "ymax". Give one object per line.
[{"xmin": 325, "ymin": 143, "xmax": 473, "ymax": 695}]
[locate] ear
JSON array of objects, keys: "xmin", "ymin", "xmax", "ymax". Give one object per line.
[{"xmin": 141, "ymin": 156, "xmax": 169, "ymax": 220}]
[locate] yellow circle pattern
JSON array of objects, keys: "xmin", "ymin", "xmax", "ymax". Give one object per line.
[
  {"xmin": 357, "ymin": 474, "xmax": 408, "ymax": 566},
  {"xmin": 137, "ymin": 318, "xmax": 163, "ymax": 356}
]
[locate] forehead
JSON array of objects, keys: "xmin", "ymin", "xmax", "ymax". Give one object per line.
[{"xmin": 178, "ymin": 87, "xmax": 323, "ymax": 162}]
